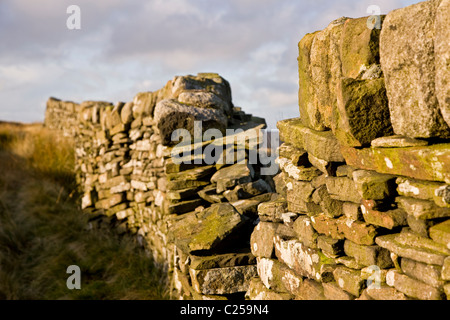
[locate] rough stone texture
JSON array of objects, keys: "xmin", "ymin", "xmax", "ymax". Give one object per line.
[
  {"xmin": 371, "ymin": 135, "xmax": 428, "ymax": 148},
  {"xmin": 397, "ymin": 196, "xmax": 450, "ymax": 220},
  {"xmin": 435, "ymin": 0, "xmax": 450, "ymax": 127},
  {"xmin": 300, "ymin": 17, "xmax": 347, "ymax": 130},
  {"xmin": 310, "ymin": 214, "xmax": 345, "ymax": 240},
  {"xmin": 277, "ymin": 118, "xmax": 344, "ymax": 162},
  {"xmin": 250, "ymin": 222, "xmax": 279, "ymax": 258},
  {"xmin": 257, "ymin": 198, "xmax": 287, "ymax": 223},
  {"xmin": 323, "ymin": 282, "xmax": 355, "ymax": 300},
  {"xmin": 339, "ymin": 16, "xmax": 384, "ymax": 79},
  {"xmin": 245, "ymin": 278, "xmax": 293, "ymax": 300},
  {"xmin": 344, "ymin": 240, "xmax": 393, "ymax": 268},
  {"xmin": 154, "ymin": 99, "xmax": 228, "ymax": 146},
  {"xmin": 336, "ymin": 217, "xmax": 378, "ymax": 246},
  {"xmin": 276, "ymin": 157, "xmax": 321, "ymax": 182},
  {"xmin": 257, "ymin": 258, "xmax": 303, "ymax": 295},
  {"xmin": 190, "ymin": 265, "xmax": 257, "ymax": 295},
  {"xmin": 211, "ymin": 161, "xmax": 254, "ymax": 193},
  {"xmin": 334, "ymin": 77, "xmax": 393, "ymax": 147},
  {"xmin": 352, "ymin": 170, "xmax": 397, "ymax": 200},
  {"xmin": 274, "ymin": 236, "xmax": 335, "ymax": 281},
  {"xmin": 380, "ymin": 0, "xmax": 450, "ymax": 138},
  {"xmin": 341, "ymin": 144, "xmax": 450, "ymax": 183},
  {"xmin": 293, "ymin": 216, "xmax": 319, "ymax": 249},
  {"xmin": 386, "ymin": 269, "xmax": 445, "ymax": 300},
  {"xmin": 360, "ymin": 205, "xmax": 407, "ymax": 230},
  {"xmin": 295, "ymin": 279, "xmax": 327, "ymax": 300},
  {"xmin": 429, "ymin": 220, "xmax": 450, "ymax": 249},
  {"xmin": 376, "ymin": 232, "xmax": 449, "ymax": 265},
  {"xmin": 186, "ymin": 203, "xmax": 248, "ymax": 252},
  {"xmin": 333, "ymin": 266, "xmax": 365, "ymax": 296},
  {"xmin": 442, "ymin": 257, "xmax": 450, "ymax": 280},
  {"xmin": 365, "ymin": 284, "xmax": 409, "ymax": 300},
  {"xmin": 401, "ymin": 258, "xmax": 445, "ymax": 289},
  {"xmin": 189, "ymin": 252, "xmax": 256, "ymax": 270},
  {"xmin": 396, "ymin": 177, "xmax": 450, "ymax": 208},
  {"xmin": 325, "ymin": 176, "xmax": 361, "ymax": 204}
]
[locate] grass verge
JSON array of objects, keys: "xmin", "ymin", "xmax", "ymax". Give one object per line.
[{"xmin": 0, "ymin": 123, "xmax": 168, "ymax": 299}]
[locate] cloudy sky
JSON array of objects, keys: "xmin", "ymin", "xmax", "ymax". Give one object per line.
[{"xmin": 0, "ymin": 0, "xmax": 422, "ymax": 129}]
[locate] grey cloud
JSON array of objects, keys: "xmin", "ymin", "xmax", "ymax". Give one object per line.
[{"xmin": 0, "ymin": 0, "xmax": 423, "ymax": 126}]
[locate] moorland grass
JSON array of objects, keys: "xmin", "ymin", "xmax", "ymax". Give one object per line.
[{"xmin": 0, "ymin": 123, "xmax": 168, "ymax": 300}]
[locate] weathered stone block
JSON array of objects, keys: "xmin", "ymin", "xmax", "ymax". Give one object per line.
[
  {"xmin": 307, "ymin": 17, "xmax": 347, "ymax": 130},
  {"xmin": 336, "ymin": 217, "xmax": 378, "ymax": 246},
  {"xmin": 293, "ymin": 216, "xmax": 319, "ymax": 249},
  {"xmin": 380, "ymin": 0, "xmax": 450, "ymax": 138},
  {"xmin": 344, "ymin": 240, "xmax": 393, "ymax": 268},
  {"xmin": 339, "ymin": 16, "xmax": 384, "ymax": 79},
  {"xmin": 189, "ymin": 252, "xmax": 256, "ymax": 270},
  {"xmin": 371, "ymin": 135, "xmax": 428, "ymax": 148},
  {"xmin": 285, "ymin": 178, "xmax": 315, "ymax": 202},
  {"xmin": 310, "ymin": 214, "xmax": 345, "ymax": 240},
  {"xmin": 386, "ymin": 269, "xmax": 445, "ymax": 300},
  {"xmin": 333, "ymin": 266, "xmax": 365, "ymax": 297},
  {"xmin": 323, "ymin": 282, "xmax": 355, "ymax": 300},
  {"xmin": 376, "ymin": 232, "xmax": 449, "ymax": 265},
  {"xmin": 334, "ymin": 77, "xmax": 392, "ymax": 147},
  {"xmin": 257, "ymin": 258, "xmax": 303, "ymax": 295},
  {"xmin": 245, "ymin": 277, "xmax": 293, "ymax": 300},
  {"xmin": 325, "ymin": 176, "xmax": 361, "ymax": 204},
  {"xmin": 277, "ymin": 118, "xmax": 345, "ymax": 162},
  {"xmin": 397, "ymin": 177, "xmax": 450, "ymax": 208},
  {"xmin": 317, "ymin": 235, "xmax": 344, "ymax": 258},
  {"xmin": 274, "ymin": 236, "xmax": 335, "ymax": 281},
  {"xmin": 342, "ymin": 202, "xmax": 362, "ymax": 221},
  {"xmin": 276, "ymin": 157, "xmax": 321, "ymax": 182},
  {"xmin": 360, "ymin": 205, "xmax": 407, "ymax": 230},
  {"xmin": 190, "ymin": 265, "xmax": 257, "ymax": 295},
  {"xmin": 341, "ymin": 144, "xmax": 450, "ymax": 183},
  {"xmin": 401, "ymin": 258, "xmax": 444, "ymax": 289},
  {"xmin": 258, "ymin": 198, "xmax": 287, "ymax": 223},
  {"xmin": 277, "ymin": 143, "xmax": 309, "ymax": 166},
  {"xmin": 442, "ymin": 257, "xmax": 450, "ymax": 280},
  {"xmin": 365, "ymin": 283, "xmax": 409, "ymax": 300},
  {"xmin": 94, "ymin": 193, "xmax": 125, "ymax": 210},
  {"xmin": 250, "ymin": 222, "xmax": 279, "ymax": 258},
  {"xmin": 397, "ymin": 196, "xmax": 450, "ymax": 220},
  {"xmin": 211, "ymin": 161, "xmax": 254, "ymax": 193},
  {"xmin": 154, "ymin": 99, "xmax": 228, "ymax": 146},
  {"xmin": 170, "ymin": 203, "xmax": 248, "ymax": 254},
  {"xmin": 352, "ymin": 170, "xmax": 397, "ymax": 200},
  {"xmin": 436, "ymin": 0, "xmax": 450, "ymax": 128},
  {"xmin": 298, "ymin": 31, "xmax": 319, "ymax": 130},
  {"xmin": 295, "ymin": 279, "xmax": 326, "ymax": 300},
  {"xmin": 429, "ymin": 220, "xmax": 450, "ymax": 249}
]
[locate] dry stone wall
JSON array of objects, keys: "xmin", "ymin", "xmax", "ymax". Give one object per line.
[
  {"xmin": 43, "ymin": 0, "xmax": 449, "ymax": 301},
  {"xmin": 247, "ymin": 0, "xmax": 450, "ymax": 301},
  {"xmin": 44, "ymin": 72, "xmax": 276, "ymax": 300}
]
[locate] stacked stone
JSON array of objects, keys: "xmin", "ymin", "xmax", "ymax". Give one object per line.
[
  {"xmin": 44, "ymin": 97, "xmax": 80, "ymax": 137},
  {"xmin": 160, "ymin": 74, "xmax": 276, "ymax": 300},
  {"xmin": 168, "ymin": 129, "xmax": 277, "ymax": 299},
  {"xmin": 48, "ymin": 72, "xmax": 273, "ymax": 300},
  {"xmin": 248, "ymin": 1, "xmax": 449, "ymax": 301}
]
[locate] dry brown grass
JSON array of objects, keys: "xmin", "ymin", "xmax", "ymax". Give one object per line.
[{"xmin": 0, "ymin": 122, "xmax": 168, "ymax": 300}]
